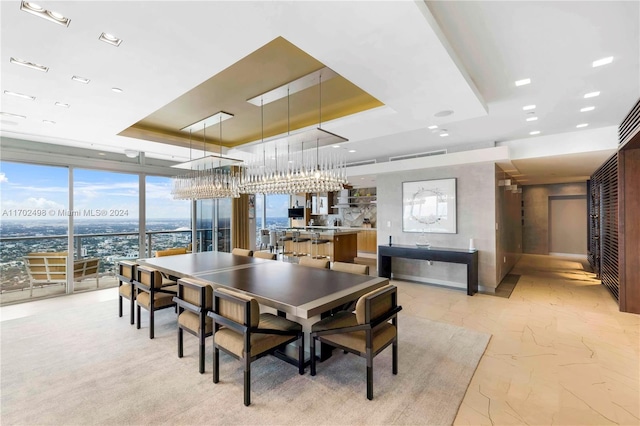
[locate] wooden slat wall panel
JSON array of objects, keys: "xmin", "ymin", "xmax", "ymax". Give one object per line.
[{"xmin": 589, "ymin": 153, "xmax": 619, "ymax": 300}]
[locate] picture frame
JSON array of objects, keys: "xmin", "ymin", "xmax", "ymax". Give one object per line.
[{"xmin": 402, "ymin": 178, "xmax": 457, "ymax": 233}]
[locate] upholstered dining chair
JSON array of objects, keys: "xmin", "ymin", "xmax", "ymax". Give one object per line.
[
  {"xmin": 231, "ymin": 248, "xmax": 253, "ymax": 257},
  {"xmin": 298, "ymin": 256, "xmax": 330, "ymax": 269},
  {"xmin": 155, "ymin": 247, "xmax": 187, "ymax": 286},
  {"xmin": 331, "ymin": 261, "xmax": 370, "ymax": 275},
  {"xmin": 117, "ymin": 260, "xmax": 137, "ymax": 324},
  {"xmin": 310, "ymin": 284, "xmax": 402, "ymax": 400},
  {"xmin": 173, "ymin": 278, "xmax": 213, "ymax": 373},
  {"xmin": 134, "ymin": 265, "xmax": 178, "ymax": 339},
  {"xmin": 207, "ymin": 287, "xmax": 304, "ymax": 406},
  {"xmin": 253, "ymin": 251, "xmax": 277, "ymax": 260}
]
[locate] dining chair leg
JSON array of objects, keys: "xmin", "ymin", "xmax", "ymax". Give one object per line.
[
  {"xmin": 118, "ymin": 296, "xmax": 123, "ymax": 317},
  {"xmin": 149, "ymin": 309, "xmax": 155, "ymax": 339},
  {"xmin": 367, "ymin": 364, "xmax": 373, "ymax": 400},
  {"xmin": 178, "ymin": 328, "xmax": 183, "ymax": 358},
  {"xmin": 213, "ymin": 347, "xmax": 219, "ymax": 383},
  {"xmin": 129, "ymin": 295, "xmax": 135, "ymax": 325},
  {"xmin": 199, "ymin": 333, "xmax": 205, "ymax": 374},
  {"xmin": 393, "ymin": 340, "xmax": 398, "ymax": 375},
  {"xmin": 244, "ymin": 355, "xmax": 251, "ymax": 406},
  {"xmin": 136, "ymin": 304, "xmax": 141, "ymax": 329}
]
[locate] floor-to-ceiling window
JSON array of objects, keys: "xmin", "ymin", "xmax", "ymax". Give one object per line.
[
  {"xmin": 73, "ymin": 169, "xmax": 139, "ymax": 292},
  {"xmin": 0, "ymin": 161, "xmax": 69, "ymax": 303},
  {"xmin": 196, "ymin": 199, "xmax": 231, "ymax": 253},
  {"xmin": 254, "ymin": 193, "xmax": 289, "ymax": 250},
  {"xmin": 146, "ymin": 176, "xmax": 191, "ymax": 256}
]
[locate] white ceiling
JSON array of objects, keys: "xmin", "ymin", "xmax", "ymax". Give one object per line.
[{"xmin": 1, "ymin": 1, "xmax": 638, "ymax": 186}]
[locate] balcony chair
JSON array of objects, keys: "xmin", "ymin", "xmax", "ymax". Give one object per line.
[
  {"xmin": 207, "ymin": 287, "xmax": 304, "ymax": 406},
  {"xmin": 23, "ymin": 252, "xmax": 100, "ymax": 297},
  {"xmin": 310, "ymin": 284, "xmax": 402, "ymax": 400},
  {"xmin": 134, "ymin": 265, "xmax": 178, "ymax": 339},
  {"xmin": 173, "ymin": 278, "xmax": 214, "ymax": 374},
  {"xmin": 117, "ymin": 260, "xmax": 137, "ymax": 324},
  {"xmin": 298, "ymin": 256, "xmax": 330, "ymax": 269},
  {"xmin": 231, "ymin": 248, "xmax": 253, "ymax": 257},
  {"xmin": 253, "ymin": 251, "xmax": 277, "ymax": 260}
]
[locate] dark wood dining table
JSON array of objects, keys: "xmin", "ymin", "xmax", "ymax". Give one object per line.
[{"xmin": 138, "ymin": 251, "xmax": 389, "ymax": 319}]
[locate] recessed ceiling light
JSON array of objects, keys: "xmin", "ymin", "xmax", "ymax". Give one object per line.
[
  {"xmin": 576, "ymin": 123, "xmax": 589, "ymax": 128},
  {"xmin": 529, "ymin": 131, "xmax": 541, "ymax": 135},
  {"xmin": 580, "ymin": 106, "xmax": 595, "ymax": 112},
  {"xmin": 99, "ymin": 32, "xmax": 123, "ymax": 47},
  {"xmin": 98, "ymin": 152, "xmax": 106, "ymax": 156},
  {"xmin": 20, "ymin": 1, "xmax": 70, "ymax": 27},
  {"xmin": 427, "ymin": 125, "xmax": 438, "ymax": 130},
  {"xmin": 439, "ymin": 133, "xmax": 449, "ymax": 137},
  {"xmin": 71, "ymin": 76, "xmax": 90, "ymax": 84},
  {"xmin": 515, "ymin": 78, "xmax": 531, "ymax": 87},
  {"xmin": 0, "ymin": 112, "xmax": 27, "ymax": 119},
  {"xmin": 348, "ymin": 150, "xmax": 356, "ymax": 153},
  {"xmin": 584, "ymin": 91, "xmax": 600, "ymax": 99},
  {"xmin": 42, "ymin": 120, "xmax": 55, "ymax": 124},
  {"xmin": 332, "ymin": 145, "xmax": 341, "ymax": 148},
  {"xmin": 111, "ymin": 87, "xmax": 123, "ymax": 93},
  {"xmin": 9, "ymin": 57, "xmax": 48, "ymax": 72},
  {"xmin": 124, "ymin": 149, "xmax": 139, "ymax": 158},
  {"xmin": 522, "ymin": 105, "xmax": 536, "ymax": 111},
  {"xmin": 4, "ymin": 90, "xmax": 35, "ymax": 101},
  {"xmin": 592, "ymin": 56, "xmax": 613, "ymax": 67},
  {"xmin": 526, "ymin": 117, "xmax": 538, "ymax": 122},
  {"xmin": 55, "ymin": 102, "xmax": 70, "ymax": 108},
  {"xmin": 434, "ymin": 110, "xmax": 454, "ymax": 117}
]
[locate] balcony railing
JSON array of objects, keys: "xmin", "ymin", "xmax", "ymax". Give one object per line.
[{"xmin": 0, "ymin": 228, "xmax": 229, "ymax": 305}]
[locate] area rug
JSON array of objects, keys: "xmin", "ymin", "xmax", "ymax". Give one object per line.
[{"xmin": 1, "ymin": 299, "xmax": 490, "ymax": 425}]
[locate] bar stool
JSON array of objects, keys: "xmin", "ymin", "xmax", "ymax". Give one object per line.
[
  {"xmin": 311, "ymin": 232, "xmax": 330, "ymax": 259},
  {"xmin": 292, "ymin": 231, "xmax": 310, "ymax": 257}
]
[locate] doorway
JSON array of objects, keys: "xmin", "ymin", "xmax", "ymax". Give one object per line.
[{"xmin": 549, "ymin": 195, "xmax": 587, "ymax": 255}]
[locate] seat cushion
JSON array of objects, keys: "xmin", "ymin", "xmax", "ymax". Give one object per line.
[
  {"xmin": 311, "ymin": 311, "xmax": 358, "ymax": 332},
  {"xmin": 321, "ymin": 323, "xmax": 397, "ymax": 354},
  {"xmin": 178, "ymin": 311, "xmax": 213, "ymax": 334},
  {"xmin": 119, "ymin": 283, "xmax": 132, "ymax": 298},
  {"xmin": 136, "ymin": 291, "xmax": 175, "ymax": 310},
  {"xmin": 214, "ymin": 312, "xmax": 301, "ymax": 358}
]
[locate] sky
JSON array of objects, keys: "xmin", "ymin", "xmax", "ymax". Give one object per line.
[{"xmin": 0, "ymin": 161, "xmax": 290, "ymax": 222}]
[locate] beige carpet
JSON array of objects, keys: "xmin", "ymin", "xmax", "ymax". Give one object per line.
[{"xmin": 1, "ymin": 299, "xmax": 490, "ymax": 425}]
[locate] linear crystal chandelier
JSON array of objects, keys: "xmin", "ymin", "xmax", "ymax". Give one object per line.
[
  {"xmin": 239, "ymin": 72, "xmax": 349, "ymax": 195},
  {"xmin": 171, "ymin": 112, "xmax": 242, "ymax": 200},
  {"xmin": 239, "ymin": 129, "xmax": 348, "ymax": 194}
]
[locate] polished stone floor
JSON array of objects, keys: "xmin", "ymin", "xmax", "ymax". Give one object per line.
[
  {"xmin": 398, "ymin": 254, "xmax": 639, "ymax": 425},
  {"xmin": 1, "ymin": 254, "xmax": 638, "ymax": 425}
]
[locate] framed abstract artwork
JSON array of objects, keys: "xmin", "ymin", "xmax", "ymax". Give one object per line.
[{"xmin": 402, "ymin": 178, "xmax": 457, "ymax": 233}]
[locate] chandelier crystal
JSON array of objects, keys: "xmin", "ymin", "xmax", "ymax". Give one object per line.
[
  {"xmin": 239, "ymin": 137, "xmax": 347, "ymax": 194},
  {"xmin": 171, "ymin": 114, "xmax": 242, "ymax": 199}
]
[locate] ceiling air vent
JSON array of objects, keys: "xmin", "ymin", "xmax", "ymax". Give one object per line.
[
  {"xmin": 619, "ymin": 98, "xmax": 640, "ymax": 147},
  {"xmin": 389, "ymin": 149, "xmax": 447, "ymax": 162},
  {"xmin": 346, "ymin": 159, "xmax": 377, "ymax": 167}
]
